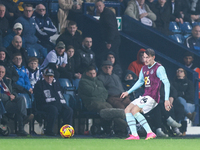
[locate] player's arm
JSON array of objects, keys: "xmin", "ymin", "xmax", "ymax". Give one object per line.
[
  {"xmin": 156, "ymin": 66, "xmax": 171, "ymax": 111},
  {"xmin": 120, "ymin": 68, "xmax": 144, "ymax": 98}
]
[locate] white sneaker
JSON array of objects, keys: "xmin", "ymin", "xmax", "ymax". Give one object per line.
[
  {"xmin": 156, "ymin": 129, "xmax": 168, "ymax": 137},
  {"xmin": 167, "ymin": 117, "xmax": 182, "ymax": 128}
]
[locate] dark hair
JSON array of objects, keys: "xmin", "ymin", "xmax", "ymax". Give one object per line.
[
  {"xmin": 85, "ymin": 65, "xmax": 96, "ymax": 73},
  {"xmin": 23, "ymin": 4, "xmax": 33, "ymax": 9},
  {"xmin": 192, "ymin": 25, "xmax": 200, "ymax": 30},
  {"xmin": 95, "ymin": 0, "xmax": 104, "ymax": 4},
  {"xmin": 66, "ymin": 45, "xmax": 75, "ymax": 51},
  {"xmin": 145, "ymin": 48, "xmax": 155, "ymax": 57},
  {"xmin": 177, "ymin": 68, "xmax": 187, "ymax": 78},
  {"xmin": 12, "ymin": 52, "xmax": 22, "ymax": 59},
  {"xmin": 28, "ymin": 57, "xmax": 39, "ymax": 63},
  {"xmin": 184, "ymin": 52, "xmax": 194, "ymax": 58},
  {"xmin": 68, "ymin": 21, "xmax": 77, "ymax": 27}
]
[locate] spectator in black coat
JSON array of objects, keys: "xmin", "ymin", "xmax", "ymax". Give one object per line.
[
  {"xmin": 1, "ymin": 0, "xmax": 22, "ymax": 28},
  {"xmin": 105, "ymin": 51, "xmax": 122, "ymax": 79},
  {"xmin": 0, "ymin": 46, "xmax": 19, "ymax": 83},
  {"xmin": 6, "ymin": 35, "xmax": 29, "ymax": 67},
  {"xmin": 96, "ymin": 0, "xmax": 121, "ymax": 62},
  {"xmin": 151, "ymin": 0, "xmax": 172, "ymax": 35},
  {"xmin": 171, "ymin": 67, "xmax": 196, "ymax": 136},
  {"xmin": 56, "ymin": 21, "xmax": 82, "ymax": 51},
  {"xmin": 34, "ymin": 68, "xmax": 73, "ymax": 136},
  {"xmin": 0, "ymin": 4, "xmax": 9, "ymax": 37},
  {"xmin": 74, "ymin": 37, "xmax": 96, "ymax": 74}
]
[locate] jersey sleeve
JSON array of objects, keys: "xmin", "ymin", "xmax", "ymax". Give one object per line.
[
  {"xmin": 127, "ymin": 68, "xmax": 144, "ymax": 94},
  {"xmin": 47, "ymin": 52, "xmax": 57, "ymax": 63},
  {"xmin": 156, "ymin": 66, "xmax": 170, "ymax": 101}
]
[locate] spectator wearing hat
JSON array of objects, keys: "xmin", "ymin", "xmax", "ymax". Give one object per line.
[
  {"xmin": 34, "ymin": 68, "xmax": 73, "ymax": 136},
  {"xmin": 98, "ymin": 60, "xmax": 131, "ymax": 109},
  {"xmin": 40, "ymin": 41, "xmax": 71, "ymax": 79},
  {"xmin": 6, "ymin": 35, "xmax": 29, "ymax": 67},
  {"xmin": 128, "ymin": 48, "xmax": 145, "ymax": 77},
  {"xmin": 15, "ymin": 4, "xmax": 47, "ymax": 59},
  {"xmin": 3, "ymin": 22, "xmax": 25, "ymax": 48},
  {"xmin": 32, "ymin": 4, "xmax": 57, "ymax": 52},
  {"xmin": 185, "ymin": 25, "xmax": 200, "ymax": 54},
  {"xmin": 105, "ymin": 51, "xmax": 123, "ymax": 79}
]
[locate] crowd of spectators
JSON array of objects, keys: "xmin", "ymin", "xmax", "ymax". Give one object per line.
[{"xmin": 0, "ymin": 0, "xmax": 199, "ymax": 137}]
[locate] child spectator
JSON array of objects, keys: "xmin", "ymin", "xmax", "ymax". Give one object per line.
[
  {"xmin": 12, "ymin": 53, "xmax": 33, "ymax": 95},
  {"xmin": 26, "ymin": 57, "xmax": 41, "ymax": 89}
]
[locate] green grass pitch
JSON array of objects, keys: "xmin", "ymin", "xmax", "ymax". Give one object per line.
[{"xmin": 0, "ymin": 137, "xmax": 200, "ymax": 150}]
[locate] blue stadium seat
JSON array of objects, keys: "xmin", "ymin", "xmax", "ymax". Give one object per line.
[
  {"xmin": 192, "ymin": 22, "xmax": 200, "ymax": 27},
  {"xmin": 18, "ymin": 93, "xmax": 33, "ymax": 109},
  {"xmin": 169, "ymin": 34, "xmax": 184, "ymax": 44},
  {"xmin": 179, "ymin": 22, "xmax": 192, "ymax": 34},
  {"xmin": 169, "ymin": 22, "xmax": 181, "ymax": 33}
]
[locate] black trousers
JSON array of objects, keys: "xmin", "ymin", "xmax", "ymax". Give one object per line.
[
  {"xmin": 40, "ymin": 104, "xmax": 73, "ymax": 133},
  {"xmin": 4, "ymin": 96, "xmax": 27, "ymax": 131}
]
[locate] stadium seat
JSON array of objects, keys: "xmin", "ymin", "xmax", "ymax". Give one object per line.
[
  {"xmin": 169, "ymin": 34, "xmax": 184, "ymax": 44},
  {"xmin": 169, "ymin": 22, "xmax": 181, "ymax": 33},
  {"xmin": 192, "ymin": 22, "xmax": 200, "ymax": 27},
  {"xmin": 179, "ymin": 22, "xmax": 192, "ymax": 34}
]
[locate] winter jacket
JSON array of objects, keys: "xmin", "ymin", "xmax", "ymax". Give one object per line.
[
  {"xmin": 13, "ymin": 65, "xmax": 32, "ymax": 92},
  {"xmin": 78, "ymin": 73, "xmax": 108, "ymax": 108},
  {"xmin": 3, "ymin": 31, "xmax": 25, "ymax": 48},
  {"xmin": 185, "ymin": 36, "xmax": 200, "ymax": 53},
  {"xmin": 122, "ymin": 70, "xmax": 144, "ymax": 100},
  {"xmin": 0, "ymin": 17, "xmax": 9, "ymax": 37},
  {"xmin": 15, "ymin": 15, "xmax": 38, "ymax": 45},
  {"xmin": 56, "ymin": 29, "xmax": 82, "ymax": 51},
  {"xmin": 98, "ymin": 72, "xmax": 124, "ymax": 96},
  {"xmin": 74, "ymin": 45, "xmax": 96, "ymax": 74},
  {"xmin": 128, "ymin": 48, "xmax": 145, "ymax": 77},
  {"xmin": 125, "ymin": 0, "xmax": 156, "ymax": 27},
  {"xmin": 0, "ymin": 48, "xmax": 19, "ymax": 83},
  {"xmin": 6, "ymin": 43, "xmax": 29, "ymax": 66},
  {"xmin": 34, "ymin": 78, "xmax": 66, "ymax": 111},
  {"xmin": 32, "ymin": 11, "xmax": 57, "ymax": 42},
  {"xmin": 0, "ymin": 77, "xmax": 18, "ymax": 106},
  {"xmin": 99, "ymin": 7, "xmax": 119, "ymax": 44},
  {"xmin": 171, "ymin": 77, "xmax": 195, "ymax": 104}
]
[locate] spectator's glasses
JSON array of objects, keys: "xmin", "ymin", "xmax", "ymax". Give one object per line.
[
  {"xmin": 38, "ymin": 9, "xmax": 46, "ymax": 12},
  {"xmin": 177, "ymin": 70, "xmax": 184, "ymax": 73},
  {"xmin": 24, "ymin": 10, "xmax": 33, "ymax": 12}
]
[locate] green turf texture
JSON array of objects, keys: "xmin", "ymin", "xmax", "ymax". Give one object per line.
[{"xmin": 0, "ymin": 138, "xmax": 200, "ymax": 150}]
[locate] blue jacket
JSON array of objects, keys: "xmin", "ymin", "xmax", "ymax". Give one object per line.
[
  {"xmin": 14, "ymin": 65, "xmax": 32, "ymax": 91},
  {"xmin": 15, "ymin": 15, "xmax": 38, "ymax": 45},
  {"xmin": 32, "ymin": 12, "xmax": 57, "ymax": 42},
  {"xmin": 185, "ymin": 35, "xmax": 200, "ymax": 53},
  {"xmin": 3, "ymin": 31, "xmax": 25, "ymax": 48}
]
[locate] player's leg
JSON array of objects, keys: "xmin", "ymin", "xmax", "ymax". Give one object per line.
[
  {"xmin": 124, "ymin": 103, "xmax": 140, "ymax": 140},
  {"xmin": 131, "ymin": 96, "xmax": 157, "ymax": 140}
]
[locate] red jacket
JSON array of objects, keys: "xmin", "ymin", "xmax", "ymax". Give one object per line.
[{"xmin": 128, "ymin": 48, "xmax": 145, "ymax": 77}]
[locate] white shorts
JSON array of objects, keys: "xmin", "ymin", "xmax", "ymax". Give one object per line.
[{"xmin": 131, "ymin": 96, "xmax": 158, "ymax": 114}]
